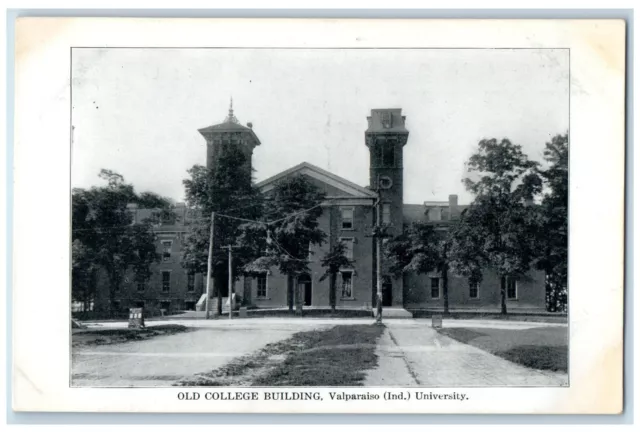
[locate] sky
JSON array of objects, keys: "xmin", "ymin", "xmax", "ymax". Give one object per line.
[{"xmin": 71, "ymin": 48, "xmax": 569, "ymax": 205}]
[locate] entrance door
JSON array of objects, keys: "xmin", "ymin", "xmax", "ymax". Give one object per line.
[
  {"xmin": 298, "ymin": 274, "xmax": 312, "ymax": 306},
  {"xmin": 382, "ymin": 283, "xmax": 393, "ymax": 307}
]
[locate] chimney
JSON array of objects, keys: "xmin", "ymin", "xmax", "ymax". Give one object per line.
[{"xmin": 448, "ymin": 194, "xmax": 459, "ymax": 219}]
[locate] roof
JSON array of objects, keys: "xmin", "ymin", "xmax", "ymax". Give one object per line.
[
  {"xmin": 403, "ymin": 204, "xmax": 427, "ymax": 225},
  {"xmin": 256, "ymin": 162, "xmax": 378, "ymax": 199},
  {"xmin": 197, "ymin": 103, "xmax": 261, "ymax": 145}
]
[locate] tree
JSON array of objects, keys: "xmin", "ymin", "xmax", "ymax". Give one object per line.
[
  {"xmin": 319, "ymin": 241, "xmax": 352, "ymax": 314},
  {"xmin": 72, "ymin": 170, "xmax": 171, "ymax": 317},
  {"xmin": 71, "ymin": 239, "xmax": 98, "ymax": 312},
  {"xmin": 536, "ymin": 134, "xmax": 568, "ymax": 312},
  {"xmin": 385, "ymin": 222, "xmax": 453, "ymax": 314},
  {"xmin": 181, "ymin": 147, "xmax": 263, "ymax": 315},
  {"xmin": 450, "ymin": 138, "xmax": 542, "ymax": 315},
  {"xmin": 243, "ymin": 174, "xmax": 326, "ymax": 315}
]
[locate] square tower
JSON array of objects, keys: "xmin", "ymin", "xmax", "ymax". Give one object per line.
[{"xmin": 365, "ymin": 108, "xmax": 409, "ymax": 237}]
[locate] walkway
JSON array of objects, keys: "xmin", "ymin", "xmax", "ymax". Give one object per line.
[
  {"xmin": 365, "ymin": 321, "xmax": 568, "ymax": 387},
  {"xmin": 72, "ymin": 321, "xmax": 333, "ymax": 387}
]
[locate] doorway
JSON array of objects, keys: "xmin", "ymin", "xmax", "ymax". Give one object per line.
[
  {"xmin": 382, "ymin": 282, "xmax": 393, "ymax": 307},
  {"xmin": 298, "ymin": 273, "xmax": 312, "ymax": 306}
]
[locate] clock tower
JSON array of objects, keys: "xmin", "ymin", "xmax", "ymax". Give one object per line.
[
  {"xmin": 365, "ymin": 108, "xmax": 409, "ymax": 237},
  {"xmin": 365, "ymin": 108, "xmax": 409, "ymax": 307}
]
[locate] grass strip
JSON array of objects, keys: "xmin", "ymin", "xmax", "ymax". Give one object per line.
[
  {"xmin": 176, "ymin": 324, "xmax": 385, "ymax": 387},
  {"xmin": 437, "ymin": 326, "xmax": 567, "ymax": 373},
  {"xmin": 72, "ymin": 324, "xmax": 190, "ymax": 347}
]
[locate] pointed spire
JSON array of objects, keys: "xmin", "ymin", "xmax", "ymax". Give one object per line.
[{"xmin": 224, "ymin": 96, "xmax": 239, "ymax": 124}]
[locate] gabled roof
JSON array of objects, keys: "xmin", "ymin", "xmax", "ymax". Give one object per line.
[{"xmin": 256, "ymin": 162, "xmax": 378, "ymax": 198}]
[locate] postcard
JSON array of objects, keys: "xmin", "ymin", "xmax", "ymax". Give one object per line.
[{"xmin": 12, "ymin": 17, "xmax": 625, "ymax": 414}]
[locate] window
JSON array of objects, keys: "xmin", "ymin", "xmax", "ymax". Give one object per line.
[
  {"xmin": 187, "ymin": 273, "xmax": 195, "ymax": 292},
  {"xmin": 161, "ymin": 211, "xmax": 175, "ymax": 225},
  {"xmin": 341, "ymin": 271, "xmax": 353, "ymax": 298},
  {"xmin": 382, "ymin": 203, "xmax": 391, "ymax": 225},
  {"xmin": 256, "ymin": 274, "xmax": 268, "ymax": 298},
  {"xmin": 469, "ymin": 281, "xmax": 479, "ymax": 299},
  {"xmin": 162, "ymin": 271, "xmax": 171, "ymax": 293},
  {"xmin": 505, "ymin": 277, "xmax": 518, "ymax": 299},
  {"xmin": 137, "ymin": 281, "xmax": 145, "ymax": 293},
  {"xmin": 161, "ymin": 241, "xmax": 172, "ymax": 262},
  {"xmin": 430, "ymin": 277, "xmax": 440, "ymax": 299},
  {"xmin": 340, "ymin": 238, "xmax": 354, "ymax": 260},
  {"xmin": 382, "ymin": 142, "xmax": 395, "ymax": 167},
  {"xmin": 341, "ymin": 207, "xmax": 354, "ymax": 229}
]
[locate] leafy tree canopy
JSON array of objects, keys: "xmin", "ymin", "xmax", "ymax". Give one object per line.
[
  {"xmin": 450, "ymin": 138, "xmax": 543, "ymax": 313},
  {"xmin": 72, "ymin": 170, "xmax": 171, "ymax": 313}
]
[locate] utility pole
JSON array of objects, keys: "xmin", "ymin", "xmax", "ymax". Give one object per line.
[
  {"xmin": 222, "ymin": 245, "xmax": 237, "ymax": 320},
  {"xmin": 366, "ymin": 185, "xmax": 384, "ymax": 324},
  {"xmin": 204, "ymin": 212, "xmax": 215, "ymax": 320},
  {"xmin": 375, "ymin": 189, "xmax": 383, "ymax": 324}
]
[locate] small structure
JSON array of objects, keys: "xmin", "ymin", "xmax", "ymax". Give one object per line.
[
  {"xmin": 128, "ymin": 308, "xmax": 145, "ymax": 329},
  {"xmin": 432, "ymin": 314, "xmax": 443, "ymax": 329}
]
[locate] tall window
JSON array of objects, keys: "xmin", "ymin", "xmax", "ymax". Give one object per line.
[
  {"xmin": 340, "ymin": 238, "xmax": 354, "ymax": 260},
  {"xmin": 375, "ymin": 140, "xmax": 395, "ymax": 168},
  {"xmin": 341, "ymin": 271, "xmax": 353, "ymax": 299},
  {"xmin": 341, "ymin": 207, "xmax": 354, "ymax": 229},
  {"xmin": 382, "ymin": 203, "xmax": 391, "ymax": 225},
  {"xmin": 430, "ymin": 277, "xmax": 440, "ymax": 299},
  {"xmin": 505, "ymin": 277, "xmax": 518, "ymax": 299},
  {"xmin": 256, "ymin": 274, "xmax": 268, "ymax": 298},
  {"xmin": 382, "ymin": 142, "xmax": 395, "ymax": 167},
  {"xmin": 162, "ymin": 271, "xmax": 171, "ymax": 293},
  {"xmin": 137, "ymin": 281, "xmax": 145, "ymax": 293},
  {"xmin": 187, "ymin": 272, "xmax": 195, "ymax": 292},
  {"xmin": 469, "ymin": 281, "xmax": 479, "ymax": 299},
  {"xmin": 161, "ymin": 241, "xmax": 172, "ymax": 262}
]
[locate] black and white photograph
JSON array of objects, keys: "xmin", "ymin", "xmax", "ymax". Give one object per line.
[
  {"xmin": 70, "ymin": 47, "xmax": 570, "ymax": 389},
  {"xmin": 11, "ymin": 16, "xmax": 626, "ymax": 415}
]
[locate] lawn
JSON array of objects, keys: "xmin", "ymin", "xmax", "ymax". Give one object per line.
[
  {"xmin": 176, "ymin": 324, "xmax": 385, "ymax": 387},
  {"xmin": 437, "ymin": 326, "xmax": 568, "ymax": 373},
  {"xmin": 72, "ymin": 324, "xmax": 190, "ymax": 347}
]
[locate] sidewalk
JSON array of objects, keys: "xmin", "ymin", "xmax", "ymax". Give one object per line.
[{"xmin": 365, "ymin": 322, "xmax": 568, "ymax": 387}]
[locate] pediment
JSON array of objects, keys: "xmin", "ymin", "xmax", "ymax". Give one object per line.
[{"xmin": 256, "ymin": 162, "xmax": 377, "ymax": 199}]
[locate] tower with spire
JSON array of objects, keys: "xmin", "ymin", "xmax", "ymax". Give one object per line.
[{"xmin": 198, "ymin": 98, "xmax": 261, "ymax": 177}]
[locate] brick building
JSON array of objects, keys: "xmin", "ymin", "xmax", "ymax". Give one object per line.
[{"xmin": 92, "ymin": 106, "xmax": 546, "ymax": 315}]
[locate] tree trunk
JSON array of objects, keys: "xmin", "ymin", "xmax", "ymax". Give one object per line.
[
  {"xmin": 287, "ymin": 275, "xmax": 294, "ymax": 313},
  {"xmin": 295, "ymin": 279, "xmax": 302, "ymax": 316},
  {"xmin": 442, "ymin": 264, "xmax": 450, "ymax": 315},
  {"xmin": 83, "ymin": 274, "xmax": 90, "ymax": 313},
  {"xmin": 500, "ymin": 275, "xmax": 507, "ymax": 315},
  {"xmin": 109, "ymin": 285, "xmax": 118, "ymax": 319},
  {"xmin": 329, "ymin": 272, "xmax": 337, "ymax": 314},
  {"xmin": 108, "ymin": 270, "xmax": 120, "ymax": 319},
  {"xmin": 215, "ymin": 274, "xmax": 223, "ymax": 317}
]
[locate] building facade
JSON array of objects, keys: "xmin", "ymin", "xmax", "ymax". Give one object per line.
[{"xmin": 91, "ymin": 106, "xmax": 546, "ymax": 315}]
